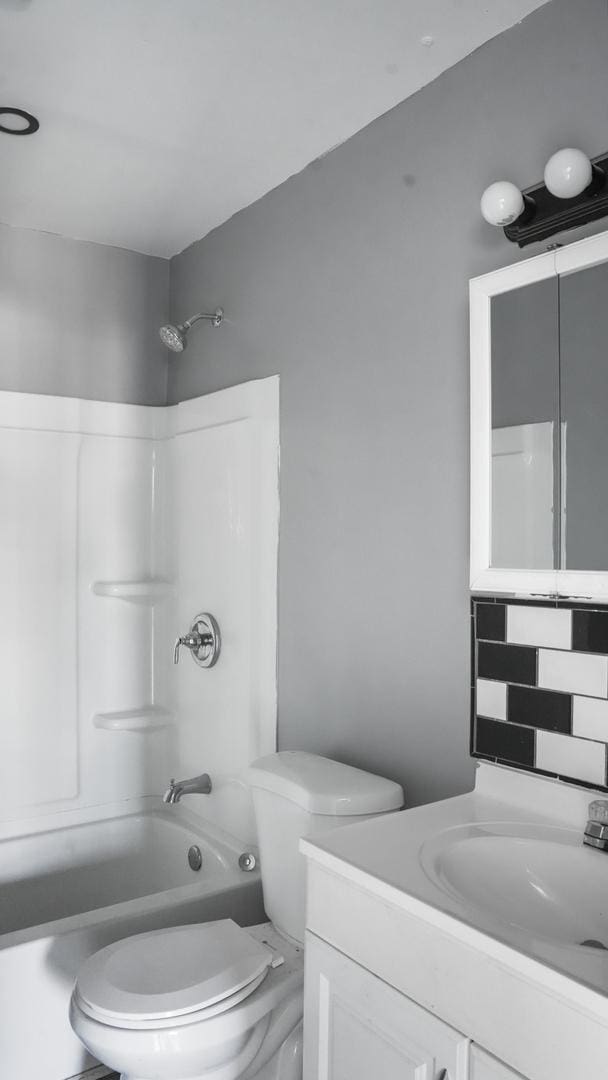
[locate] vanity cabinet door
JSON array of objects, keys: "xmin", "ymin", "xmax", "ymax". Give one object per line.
[
  {"xmin": 470, "ymin": 1045, "xmax": 528, "ymax": 1080},
  {"xmin": 304, "ymin": 932, "xmax": 468, "ymax": 1080}
]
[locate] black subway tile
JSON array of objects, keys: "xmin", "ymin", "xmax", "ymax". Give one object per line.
[
  {"xmin": 557, "ymin": 600, "xmax": 608, "ymax": 611},
  {"xmin": 573, "ymin": 610, "xmax": 608, "ymax": 655},
  {"xmin": 475, "ymin": 603, "xmax": 506, "ymax": 642},
  {"xmin": 508, "ymin": 684, "xmax": 572, "ymax": 734},
  {"xmin": 498, "ymin": 596, "xmax": 557, "ymax": 608},
  {"xmin": 477, "ymin": 641, "xmax": 537, "ymax": 686},
  {"xmin": 475, "ymin": 716, "xmax": 535, "ymax": 768}
]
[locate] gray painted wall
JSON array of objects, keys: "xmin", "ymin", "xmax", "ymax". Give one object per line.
[
  {"xmin": 0, "ymin": 223, "xmax": 169, "ymax": 405},
  {"xmin": 166, "ymin": 0, "xmax": 608, "ymax": 806}
]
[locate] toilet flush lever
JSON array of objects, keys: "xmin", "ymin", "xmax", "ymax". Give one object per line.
[{"xmin": 174, "ymin": 613, "xmax": 221, "ymax": 668}]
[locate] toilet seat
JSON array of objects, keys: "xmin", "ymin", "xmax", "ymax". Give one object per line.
[
  {"xmin": 75, "ymin": 920, "xmax": 276, "ymax": 1029},
  {"xmin": 74, "ymin": 970, "xmax": 270, "ymax": 1031}
]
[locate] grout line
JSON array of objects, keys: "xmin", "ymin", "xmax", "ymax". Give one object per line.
[
  {"xmin": 476, "ymin": 673, "xmax": 608, "ymax": 701},
  {"xmin": 477, "ymin": 635, "xmax": 608, "ymax": 660},
  {"xmin": 473, "ymin": 594, "xmax": 608, "ymax": 615},
  {"xmin": 475, "ymin": 712, "xmax": 608, "ymax": 746}
]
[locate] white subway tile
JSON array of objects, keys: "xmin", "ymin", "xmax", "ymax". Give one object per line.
[
  {"xmin": 536, "ymin": 729, "xmax": 606, "ymax": 786},
  {"xmin": 538, "ymin": 649, "xmax": 608, "ymax": 698},
  {"xmin": 476, "ymin": 679, "xmax": 507, "ymax": 721},
  {"xmin": 507, "ymin": 606, "xmax": 571, "ymax": 650},
  {"xmin": 573, "ymin": 696, "xmax": 608, "ymax": 742}
]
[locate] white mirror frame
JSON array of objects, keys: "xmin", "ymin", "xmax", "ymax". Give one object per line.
[{"xmin": 470, "ymin": 229, "xmax": 608, "ymax": 599}]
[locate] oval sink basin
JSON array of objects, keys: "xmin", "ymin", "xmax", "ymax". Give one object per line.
[{"xmin": 421, "ymin": 824, "xmax": 608, "ymax": 950}]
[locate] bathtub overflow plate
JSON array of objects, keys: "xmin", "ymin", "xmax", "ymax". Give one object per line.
[
  {"xmin": 239, "ymin": 852, "xmax": 257, "ymax": 872},
  {"xmin": 188, "ymin": 844, "xmax": 203, "ymax": 871}
]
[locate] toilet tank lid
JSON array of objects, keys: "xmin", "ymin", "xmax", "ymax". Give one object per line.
[{"xmin": 248, "ymin": 751, "xmax": 404, "ymax": 815}]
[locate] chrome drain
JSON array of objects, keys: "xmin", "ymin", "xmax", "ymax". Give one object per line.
[{"xmin": 188, "ymin": 844, "xmax": 203, "ymax": 871}]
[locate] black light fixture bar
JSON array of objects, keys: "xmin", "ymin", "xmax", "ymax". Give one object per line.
[{"xmin": 504, "ymin": 151, "xmax": 608, "ymax": 247}]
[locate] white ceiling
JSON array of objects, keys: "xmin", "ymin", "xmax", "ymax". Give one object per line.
[{"xmin": 1, "ymin": 0, "xmax": 549, "ymax": 258}]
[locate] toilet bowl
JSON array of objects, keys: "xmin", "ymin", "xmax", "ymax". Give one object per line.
[
  {"xmin": 70, "ymin": 752, "xmax": 403, "ymax": 1080},
  {"xmin": 70, "ymin": 921, "xmax": 303, "ymax": 1080}
]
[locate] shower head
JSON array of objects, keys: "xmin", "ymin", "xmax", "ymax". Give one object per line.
[
  {"xmin": 159, "ymin": 323, "xmax": 187, "ymax": 352},
  {"xmin": 159, "ymin": 308, "xmax": 224, "ymax": 353}
]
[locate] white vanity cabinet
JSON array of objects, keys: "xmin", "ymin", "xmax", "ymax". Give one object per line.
[
  {"xmin": 469, "ymin": 1047, "xmax": 526, "ymax": 1080},
  {"xmin": 304, "ymin": 932, "xmax": 469, "ymax": 1080},
  {"xmin": 304, "ymin": 933, "xmax": 525, "ymax": 1080}
]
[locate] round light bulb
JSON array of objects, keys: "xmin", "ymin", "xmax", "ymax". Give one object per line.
[
  {"xmin": 544, "ymin": 148, "xmax": 592, "ymax": 199},
  {"xmin": 480, "ymin": 181, "xmax": 525, "ymax": 227}
]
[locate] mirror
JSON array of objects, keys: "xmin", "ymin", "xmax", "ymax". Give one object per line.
[
  {"xmin": 560, "ymin": 262, "xmax": 608, "ymax": 571},
  {"xmin": 470, "ymin": 233, "xmax": 608, "ymax": 596},
  {"xmin": 490, "ymin": 278, "xmax": 559, "ymax": 571}
]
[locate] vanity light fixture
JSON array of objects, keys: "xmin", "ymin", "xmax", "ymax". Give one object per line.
[
  {"xmin": 544, "ymin": 148, "xmax": 595, "ymax": 199},
  {"xmin": 481, "ymin": 148, "xmax": 608, "ymax": 247},
  {"xmin": 480, "ymin": 181, "xmax": 533, "ymax": 227},
  {"xmin": 0, "ymin": 107, "xmax": 39, "ymax": 135}
]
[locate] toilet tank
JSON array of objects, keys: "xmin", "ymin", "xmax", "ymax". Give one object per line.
[{"xmin": 248, "ymin": 751, "xmax": 404, "ymax": 945}]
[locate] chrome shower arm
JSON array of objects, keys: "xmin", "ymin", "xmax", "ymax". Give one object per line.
[{"xmin": 185, "ymin": 308, "xmax": 223, "ymax": 330}]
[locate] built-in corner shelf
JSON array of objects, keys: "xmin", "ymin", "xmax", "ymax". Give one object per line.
[
  {"xmin": 91, "ymin": 579, "xmax": 174, "ymax": 604},
  {"xmin": 92, "ymin": 707, "xmax": 174, "ymax": 733}
]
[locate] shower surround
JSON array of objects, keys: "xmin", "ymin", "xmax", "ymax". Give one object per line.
[
  {"xmin": 0, "ymin": 376, "xmax": 279, "ymax": 844},
  {"xmin": 0, "ymin": 377, "xmax": 278, "ymax": 1080}
]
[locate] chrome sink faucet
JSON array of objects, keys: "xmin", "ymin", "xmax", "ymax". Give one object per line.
[
  {"xmin": 163, "ymin": 773, "xmax": 212, "ymax": 804},
  {"xmin": 583, "ymin": 800, "xmax": 608, "ymax": 850}
]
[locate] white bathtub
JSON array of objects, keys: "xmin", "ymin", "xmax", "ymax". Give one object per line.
[{"xmin": 0, "ymin": 809, "xmax": 265, "ymax": 1080}]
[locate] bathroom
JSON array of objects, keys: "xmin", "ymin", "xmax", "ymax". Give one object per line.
[{"xmin": 3, "ymin": 1, "xmax": 608, "ymax": 1078}]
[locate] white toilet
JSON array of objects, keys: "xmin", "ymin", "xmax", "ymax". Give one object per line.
[{"xmin": 70, "ymin": 752, "xmax": 403, "ymax": 1080}]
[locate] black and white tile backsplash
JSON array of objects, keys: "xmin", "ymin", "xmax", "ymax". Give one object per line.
[{"xmin": 471, "ymin": 597, "xmax": 608, "ymax": 790}]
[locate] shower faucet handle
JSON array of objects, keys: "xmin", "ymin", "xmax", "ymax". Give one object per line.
[
  {"xmin": 174, "ymin": 613, "xmax": 221, "ymax": 668},
  {"xmin": 174, "ymin": 632, "xmax": 202, "ymax": 664}
]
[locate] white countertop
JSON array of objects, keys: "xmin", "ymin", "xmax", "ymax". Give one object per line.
[{"xmin": 301, "ymin": 762, "xmax": 608, "ymax": 1014}]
